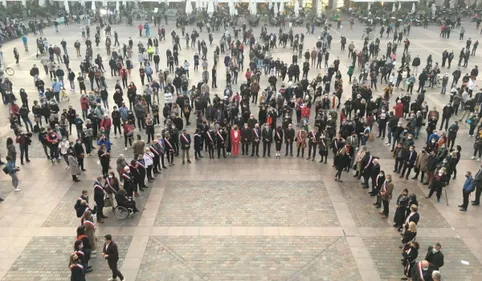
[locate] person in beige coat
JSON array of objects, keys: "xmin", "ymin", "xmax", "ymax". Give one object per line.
[
  {"xmin": 354, "ymin": 146, "xmax": 367, "ymax": 179},
  {"xmin": 412, "ymin": 147, "xmax": 429, "ymax": 183}
]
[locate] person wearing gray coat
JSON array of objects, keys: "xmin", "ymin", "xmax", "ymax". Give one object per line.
[{"xmin": 68, "ymin": 153, "xmax": 81, "ymax": 182}]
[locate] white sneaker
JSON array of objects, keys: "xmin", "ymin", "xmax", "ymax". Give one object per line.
[
  {"xmin": 14, "ymin": 188, "xmax": 21, "ymax": 192},
  {"xmin": 124, "ymin": 147, "xmax": 128, "ymax": 151},
  {"xmin": 107, "ymin": 278, "xmax": 117, "ymax": 281},
  {"xmin": 472, "ymin": 156, "xmax": 476, "ymax": 160}
]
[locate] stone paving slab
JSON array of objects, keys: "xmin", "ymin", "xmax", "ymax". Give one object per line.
[
  {"xmin": 155, "ymin": 181, "xmax": 339, "ymax": 227},
  {"xmin": 363, "ymin": 236, "xmax": 482, "ymax": 281},
  {"xmin": 1, "ymin": 236, "xmax": 131, "ymax": 281},
  {"xmin": 137, "ymin": 236, "xmax": 357, "ymax": 281}
]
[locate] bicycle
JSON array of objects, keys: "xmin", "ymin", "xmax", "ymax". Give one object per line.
[{"xmin": 0, "ymin": 67, "xmax": 15, "ymax": 77}]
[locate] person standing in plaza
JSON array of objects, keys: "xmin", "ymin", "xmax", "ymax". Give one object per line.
[
  {"xmin": 424, "ymin": 242, "xmax": 444, "ymax": 270},
  {"xmin": 93, "ymin": 176, "xmax": 107, "ymax": 223},
  {"xmin": 231, "ymin": 125, "xmax": 241, "ymax": 157},
  {"xmin": 180, "ymin": 129, "xmax": 192, "ymax": 164},
  {"xmin": 4, "ymin": 156, "xmax": 20, "ymax": 192},
  {"xmin": 102, "ymin": 234, "xmax": 125, "ymax": 281},
  {"xmin": 471, "ymin": 162, "xmax": 482, "ymax": 206},
  {"xmin": 459, "ymin": 171, "xmax": 474, "ymax": 211},
  {"xmin": 380, "ymin": 174, "xmax": 394, "ymax": 218}
]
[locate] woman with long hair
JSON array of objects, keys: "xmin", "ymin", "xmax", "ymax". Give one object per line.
[
  {"xmin": 231, "ymin": 125, "xmax": 241, "ymax": 157},
  {"xmin": 401, "ymin": 241, "xmax": 419, "ymax": 281},
  {"xmin": 334, "ymin": 145, "xmax": 352, "ymax": 182}
]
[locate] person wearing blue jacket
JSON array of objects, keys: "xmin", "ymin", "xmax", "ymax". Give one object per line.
[{"xmin": 459, "ymin": 171, "xmax": 474, "ymax": 211}]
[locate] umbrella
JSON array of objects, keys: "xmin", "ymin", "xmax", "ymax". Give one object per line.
[
  {"xmin": 185, "ymin": 0, "xmax": 193, "ymax": 14},
  {"xmin": 279, "ymin": 0, "xmax": 284, "ymax": 14},
  {"xmin": 294, "ymin": 0, "xmax": 299, "ymax": 17},
  {"xmin": 64, "ymin": 0, "xmax": 69, "ymax": 12},
  {"xmin": 317, "ymin": 0, "xmax": 322, "ymax": 16},
  {"xmin": 207, "ymin": 0, "xmax": 214, "ymax": 14},
  {"xmin": 411, "ymin": 3, "xmax": 415, "ymax": 13}
]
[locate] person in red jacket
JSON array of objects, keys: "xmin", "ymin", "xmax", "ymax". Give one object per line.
[
  {"xmin": 80, "ymin": 95, "xmax": 89, "ymax": 119},
  {"xmin": 100, "ymin": 114, "xmax": 112, "ymax": 139},
  {"xmin": 393, "ymin": 100, "xmax": 404, "ymax": 118},
  {"xmin": 231, "ymin": 125, "xmax": 241, "ymax": 157}
]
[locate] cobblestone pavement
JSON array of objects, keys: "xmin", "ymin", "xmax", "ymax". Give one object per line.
[
  {"xmin": 0, "ymin": 15, "xmax": 482, "ymax": 281},
  {"xmin": 155, "ymin": 181, "xmax": 338, "ymax": 227},
  {"xmin": 1, "ymin": 236, "xmax": 131, "ymax": 281},
  {"xmin": 137, "ymin": 236, "xmax": 360, "ymax": 281}
]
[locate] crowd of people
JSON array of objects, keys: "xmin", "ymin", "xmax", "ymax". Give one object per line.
[{"xmin": 2, "ymin": 5, "xmax": 482, "ymax": 281}]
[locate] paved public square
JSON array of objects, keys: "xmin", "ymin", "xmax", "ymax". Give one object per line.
[{"xmin": 0, "ymin": 14, "xmax": 481, "ymax": 281}]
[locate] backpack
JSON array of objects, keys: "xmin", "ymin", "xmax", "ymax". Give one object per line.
[{"xmin": 3, "ymin": 167, "xmax": 9, "ymax": 174}]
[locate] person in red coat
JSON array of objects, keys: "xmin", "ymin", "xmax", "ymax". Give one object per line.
[
  {"xmin": 231, "ymin": 125, "xmax": 241, "ymax": 157},
  {"xmin": 393, "ymin": 100, "xmax": 403, "ymax": 118}
]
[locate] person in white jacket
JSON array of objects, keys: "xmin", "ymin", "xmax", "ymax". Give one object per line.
[
  {"xmin": 58, "ymin": 138, "xmax": 70, "ymax": 169},
  {"xmin": 143, "ymin": 148, "xmax": 155, "ymax": 182}
]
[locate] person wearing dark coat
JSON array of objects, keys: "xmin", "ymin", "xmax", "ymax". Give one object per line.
[
  {"xmin": 402, "ymin": 241, "xmax": 420, "ymax": 280},
  {"xmin": 70, "ymin": 253, "xmax": 86, "ymax": 281},
  {"xmin": 194, "ymin": 128, "xmax": 203, "ymax": 160},
  {"xmin": 274, "ymin": 126, "xmax": 283, "ymax": 157},
  {"xmin": 93, "ymin": 177, "xmax": 107, "ymax": 222},
  {"xmin": 334, "ymin": 145, "xmax": 352, "ymax": 182},
  {"xmin": 284, "ymin": 124, "xmax": 295, "ymax": 156},
  {"xmin": 411, "ymin": 260, "xmax": 436, "ymax": 281},
  {"xmin": 240, "ymin": 123, "xmax": 252, "ymax": 155},
  {"xmin": 216, "ymin": 127, "xmax": 227, "ymax": 158},
  {"xmin": 425, "ymin": 243, "xmax": 444, "ymax": 270},
  {"xmin": 393, "ymin": 188, "xmax": 410, "ymax": 229},
  {"xmin": 369, "ymin": 159, "xmax": 381, "ymax": 195},
  {"xmin": 262, "ymin": 124, "xmax": 272, "ymax": 157},
  {"xmin": 401, "ymin": 145, "xmax": 417, "ymax": 179},
  {"xmin": 102, "ymin": 235, "xmax": 125, "ymax": 281}
]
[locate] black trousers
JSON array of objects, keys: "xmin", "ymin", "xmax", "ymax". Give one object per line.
[
  {"xmin": 166, "ymin": 150, "xmax": 174, "ymax": 164},
  {"xmin": 251, "ymin": 142, "xmax": 259, "ymax": 156},
  {"xmin": 401, "ymin": 164, "xmax": 413, "ymax": 178},
  {"xmin": 462, "ymin": 190, "xmax": 470, "ymax": 209},
  {"xmin": 242, "ymin": 143, "xmax": 249, "ymax": 155},
  {"xmin": 208, "ymin": 145, "xmax": 214, "ymax": 158},
  {"xmin": 474, "ymin": 185, "xmax": 481, "ymax": 204},
  {"xmin": 394, "ymin": 158, "xmax": 403, "ymax": 173},
  {"xmin": 160, "ymin": 153, "xmax": 166, "ymax": 167},
  {"xmin": 285, "ymin": 142, "xmax": 293, "ymax": 155},
  {"xmin": 95, "ymin": 199, "xmax": 104, "ymax": 217},
  {"xmin": 108, "ymin": 259, "xmax": 124, "ymax": 280},
  {"xmin": 428, "ymin": 185, "xmax": 443, "ymax": 200},
  {"xmin": 308, "ymin": 143, "xmax": 317, "ymax": 159},
  {"xmin": 382, "ymin": 199, "xmax": 389, "ymax": 216},
  {"xmin": 413, "ymin": 170, "xmax": 425, "ymax": 182},
  {"xmin": 263, "ymin": 142, "xmax": 271, "ymax": 156},
  {"xmin": 147, "ymin": 165, "xmax": 153, "ymax": 180},
  {"xmin": 217, "ymin": 145, "xmax": 226, "ymax": 158}
]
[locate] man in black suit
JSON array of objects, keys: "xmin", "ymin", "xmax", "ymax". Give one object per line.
[
  {"xmin": 102, "ymin": 234, "xmax": 125, "ymax": 281},
  {"xmin": 401, "ymin": 145, "xmax": 418, "ymax": 179},
  {"xmin": 180, "ymin": 129, "xmax": 191, "ymax": 164},
  {"xmin": 472, "ymin": 163, "xmax": 482, "ymax": 205},
  {"xmin": 251, "ymin": 124, "xmax": 261, "ymax": 157},
  {"xmin": 307, "ymin": 127, "xmax": 319, "ymax": 161},
  {"xmin": 425, "ymin": 242, "xmax": 444, "ymax": 270},
  {"xmin": 261, "ymin": 124, "xmax": 272, "ymax": 157},
  {"xmin": 361, "ymin": 152, "xmax": 374, "ymax": 189},
  {"xmin": 241, "ymin": 123, "xmax": 252, "ymax": 155},
  {"xmin": 284, "ymin": 123, "xmax": 295, "ymax": 156},
  {"xmin": 93, "ymin": 177, "xmax": 107, "ymax": 223},
  {"xmin": 411, "ymin": 260, "xmax": 436, "ymax": 281},
  {"xmin": 369, "ymin": 159, "xmax": 381, "ymax": 196}
]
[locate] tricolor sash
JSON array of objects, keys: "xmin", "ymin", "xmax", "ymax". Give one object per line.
[
  {"xmin": 217, "ymin": 132, "xmax": 224, "ymax": 142},
  {"xmin": 181, "ymin": 134, "xmax": 190, "ymax": 144}
]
